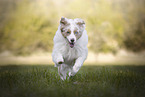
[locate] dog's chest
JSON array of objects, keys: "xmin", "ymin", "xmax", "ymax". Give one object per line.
[{"xmin": 61, "ymin": 46, "xmax": 79, "ymax": 64}]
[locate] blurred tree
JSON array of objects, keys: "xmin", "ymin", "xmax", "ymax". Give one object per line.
[
  {"xmin": 122, "ymin": 0, "xmax": 145, "ymax": 52},
  {"xmin": 0, "ymin": 0, "xmax": 58, "ymax": 55},
  {"xmin": 124, "ymin": 19, "xmax": 145, "ymax": 52},
  {"xmin": 0, "ymin": 0, "xmax": 144, "ymax": 55},
  {"xmin": 86, "ymin": 0, "xmax": 125, "ymax": 54}
]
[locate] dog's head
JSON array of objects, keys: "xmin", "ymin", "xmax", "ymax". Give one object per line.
[{"xmin": 60, "ymin": 17, "xmax": 85, "ymax": 48}]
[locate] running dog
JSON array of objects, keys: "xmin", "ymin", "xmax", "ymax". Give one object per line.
[{"xmin": 52, "ymin": 17, "xmax": 88, "ymax": 80}]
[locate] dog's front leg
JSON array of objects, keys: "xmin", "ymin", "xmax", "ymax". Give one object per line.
[
  {"xmin": 58, "ymin": 64, "xmax": 69, "ymax": 80},
  {"xmin": 52, "ymin": 52, "xmax": 64, "ymax": 66},
  {"xmin": 69, "ymin": 57, "xmax": 85, "ymax": 77}
]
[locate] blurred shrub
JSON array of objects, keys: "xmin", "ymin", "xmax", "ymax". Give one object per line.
[
  {"xmin": 123, "ymin": 0, "xmax": 145, "ymax": 52},
  {"xmin": 0, "ymin": 0, "xmax": 144, "ymax": 55},
  {"xmin": 0, "ymin": 0, "xmax": 58, "ymax": 55},
  {"xmin": 124, "ymin": 19, "xmax": 145, "ymax": 52},
  {"xmin": 85, "ymin": 0, "xmax": 125, "ymax": 54}
]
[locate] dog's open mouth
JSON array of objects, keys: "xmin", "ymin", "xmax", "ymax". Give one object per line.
[{"xmin": 69, "ymin": 42, "xmax": 75, "ymax": 48}]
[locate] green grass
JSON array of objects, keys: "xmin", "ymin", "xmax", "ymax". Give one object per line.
[{"xmin": 0, "ymin": 65, "xmax": 145, "ymax": 97}]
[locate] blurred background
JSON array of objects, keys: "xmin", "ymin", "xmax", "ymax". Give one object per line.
[{"xmin": 0, "ymin": 0, "xmax": 145, "ymax": 65}]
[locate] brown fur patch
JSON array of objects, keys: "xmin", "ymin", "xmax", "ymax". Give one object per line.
[
  {"xmin": 60, "ymin": 17, "xmax": 70, "ymax": 26},
  {"xmin": 60, "ymin": 17, "xmax": 67, "ymax": 25},
  {"xmin": 60, "ymin": 18, "xmax": 71, "ymax": 38},
  {"xmin": 73, "ymin": 27, "xmax": 82, "ymax": 40},
  {"xmin": 61, "ymin": 28, "xmax": 71, "ymax": 38},
  {"xmin": 77, "ymin": 21, "xmax": 85, "ymax": 26}
]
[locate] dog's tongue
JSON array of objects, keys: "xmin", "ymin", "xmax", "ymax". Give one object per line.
[{"xmin": 69, "ymin": 43, "xmax": 74, "ymax": 48}]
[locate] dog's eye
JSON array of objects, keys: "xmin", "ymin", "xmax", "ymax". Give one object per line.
[
  {"xmin": 67, "ymin": 32, "xmax": 70, "ymax": 34},
  {"xmin": 75, "ymin": 32, "xmax": 78, "ymax": 34}
]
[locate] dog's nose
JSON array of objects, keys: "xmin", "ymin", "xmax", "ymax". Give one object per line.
[{"xmin": 71, "ymin": 39, "xmax": 74, "ymax": 42}]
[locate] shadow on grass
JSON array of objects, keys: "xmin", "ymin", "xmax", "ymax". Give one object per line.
[{"xmin": 0, "ymin": 65, "xmax": 145, "ymax": 97}]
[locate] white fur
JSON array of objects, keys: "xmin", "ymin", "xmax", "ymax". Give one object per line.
[{"xmin": 52, "ymin": 18, "xmax": 88, "ymax": 80}]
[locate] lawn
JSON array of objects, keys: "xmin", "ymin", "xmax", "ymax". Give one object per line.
[{"xmin": 0, "ymin": 65, "xmax": 145, "ymax": 97}]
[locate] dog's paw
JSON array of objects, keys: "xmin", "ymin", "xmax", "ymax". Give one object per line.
[
  {"xmin": 68, "ymin": 72, "xmax": 73, "ymax": 77},
  {"xmin": 69, "ymin": 66, "xmax": 80, "ymax": 76},
  {"xmin": 68, "ymin": 70, "xmax": 76, "ymax": 77},
  {"xmin": 57, "ymin": 58, "xmax": 64, "ymax": 64},
  {"xmin": 58, "ymin": 61, "xmax": 63, "ymax": 64}
]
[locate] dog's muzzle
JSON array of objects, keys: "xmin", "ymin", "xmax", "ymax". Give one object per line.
[
  {"xmin": 69, "ymin": 42, "xmax": 75, "ymax": 48},
  {"xmin": 69, "ymin": 38, "xmax": 75, "ymax": 48}
]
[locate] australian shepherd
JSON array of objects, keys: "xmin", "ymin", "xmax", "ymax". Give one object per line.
[{"xmin": 52, "ymin": 17, "xmax": 88, "ymax": 80}]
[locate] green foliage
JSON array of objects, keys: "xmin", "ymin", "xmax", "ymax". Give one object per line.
[
  {"xmin": 0, "ymin": 65, "xmax": 145, "ymax": 97},
  {"xmin": 0, "ymin": 0, "xmax": 58, "ymax": 55},
  {"xmin": 124, "ymin": 19, "xmax": 145, "ymax": 52},
  {"xmin": 123, "ymin": 0, "xmax": 145, "ymax": 52},
  {"xmin": 0, "ymin": 0, "xmax": 145, "ymax": 55},
  {"xmin": 85, "ymin": 0, "xmax": 125, "ymax": 53}
]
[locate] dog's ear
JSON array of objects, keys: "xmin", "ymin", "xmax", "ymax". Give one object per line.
[
  {"xmin": 77, "ymin": 20, "xmax": 85, "ymax": 26},
  {"xmin": 75, "ymin": 18, "xmax": 85, "ymax": 27},
  {"xmin": 60, "ymin": 17, "xmax": 68, "ymax": 25}
]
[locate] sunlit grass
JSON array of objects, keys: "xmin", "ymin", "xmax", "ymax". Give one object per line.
[{"xmin": 0, "ymin": 65, "xmax": 145, "ymax": 97}]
